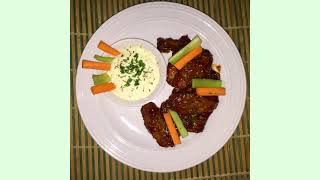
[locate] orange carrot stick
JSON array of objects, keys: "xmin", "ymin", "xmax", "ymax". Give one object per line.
[
  {"xmin": 174, "ymin": 47, "xmax": 203, "ymax": 70},
  {"xmin": 163, "ymin": 113, "xmax": 181, "ymax": 145},
  {"xmin": 82, "ymin": 60, "xmax": 111, "ymax": 70},
  {"xmin": 91, "ymin": 82, "xmax": 116, "ymax": 95},
  {"xmin": 98, "ymin": 41, "xmax": 121, "ymax": 56},
  {"xmin": 196, "ymin": 87, "xmax": 226, "ymax": 96}
]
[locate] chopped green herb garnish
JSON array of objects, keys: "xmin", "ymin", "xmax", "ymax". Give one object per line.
[
  {"xmin": 118, "ymin": 52, "xmax": 146, "ymax": 88},
  {"xmin": 134, "ymin": 79, "xmax": 140, "ymax": 86},
  {"xmin": 124, "ymin": 78, "xmax": 133, "ymax": 87}
]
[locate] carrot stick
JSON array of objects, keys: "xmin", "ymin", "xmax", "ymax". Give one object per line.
[
  {"xmin": 163, "ymin": 113, "xmax": 181, "ymax": 145},
  {"xmin": 174, "ymin": 47, "xmax": 203, "ymax": 70},
  {"xmin": 91, "ymin": 82, "xmax": 116, "ymax": 95},
  {"xmin": 196, "ymin": 87, "xmax": 226, "ymax": 96},
  {"xmin": 98, "ymin": 41, "xmax": 121, "ymax": 56},
  {"xmin": 82, "ymin": 60, "xmax": 111, "ymax": 70}
]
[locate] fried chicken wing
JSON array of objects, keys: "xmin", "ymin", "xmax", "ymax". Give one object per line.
[{"xmin": 141, "ymin": 102, "xmax": 174, "ymax": 147}]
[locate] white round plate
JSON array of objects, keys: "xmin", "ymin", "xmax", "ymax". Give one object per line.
[{"xmin": 76, "ymin": 2, "xmax": 246, "ymax": 172}]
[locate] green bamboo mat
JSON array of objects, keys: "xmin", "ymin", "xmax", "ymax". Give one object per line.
[{"xmin": 71, "ymin": 0, "xmax": 250, "ymax": 179}]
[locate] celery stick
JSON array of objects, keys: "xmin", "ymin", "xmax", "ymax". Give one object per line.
[
  {"xmin": 192, "ymin": 79, "xmax": 222, "ymax": 88},
  {"xmin": 169, "ymin": 110, "xmax": 188, "ymax": 138},
  {"xmin": 169, "ymin": 35, "xmax": 202, "ymax": 64},
  {"xmin": 94, "ymin": 55, "xmax": 114, "ymax": 63},
  {"xmin": 92, "ymin": 73, "xmax": 111, "ymax": 85}
]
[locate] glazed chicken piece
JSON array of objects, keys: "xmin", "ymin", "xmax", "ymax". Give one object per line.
[
  {"xmin": 141, "ymin": 102, "xmax": 174, "ymax": 147},
  {"xmin": 157, "ymin": 35, "xmax": 191, "ymax": 54},
  {"xmin": 160, "ymin": 89, "xmax": 219, "ymax": 133},
  {"xmin": 157, "ymin": 35, "xmax": 220, "ymax": 89}
]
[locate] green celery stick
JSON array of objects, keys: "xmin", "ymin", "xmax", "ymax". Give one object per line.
[
  {"xmin": 94, "ymin": 55, "xmax": 114, "ymax": 63},
  {"xmin": 192, "ymin": 79, "xmax": 222, "ymax": 88},
  {"xmin": 169, "ymin": 110, "xmax": 188, "ymax": 138},
  {"xmin": 92, "ymin": 73, "xmax": 111, "ymax": 85},
  {"xmin": 169, "ymin": 35, "xmax": 202, "ymax": 64}
]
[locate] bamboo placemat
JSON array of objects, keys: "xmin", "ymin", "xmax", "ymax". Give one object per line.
[{"xmin": 71, "ymin": 0, "xmax": 250, "ymax": 179}]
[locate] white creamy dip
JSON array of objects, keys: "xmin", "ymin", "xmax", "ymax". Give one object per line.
[{"xmin": 108, "ymin": 45, "xmax": 160, "ymax": 101}]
